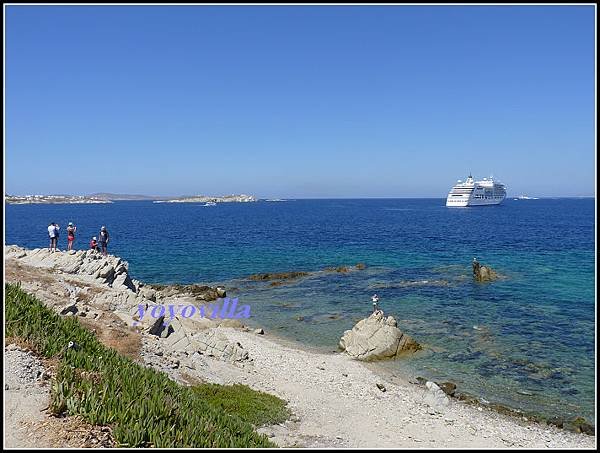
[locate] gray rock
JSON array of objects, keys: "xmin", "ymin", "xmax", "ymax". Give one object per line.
[
  {"xmin": 112, "ymin": 272, "xmax": 136, "ymax": 292},
  {"xmin": 138, "ymin": 287, "xmax": 157, "ymax": 302},
  {"xmin": 97, "ymin": 263, "xmax": 116, "ymax": 280},
  {"xmin": 160, "ymin": 324, "xmax": 175, "ymax": 338},
  {"xmin": 148, "ymin": 316, "xmax": 167, "ymax": 336},
  {"xmin": 60, "ymin": 303, "xmax": 78, "ymax": 316},
  {"xmin": 195, "ymin": 330, "xmax": 249, "ymax": 362},
  {"xmin": 422, "ymin": 381, "xmax": 450, "ymax": 413},
  {"xmin": 339, "ymin": 310, "xmax": 421, "ymax": 361},
  {"xmin": 254, "ymin": 328, "xmax": 264, "ymax": 335}
]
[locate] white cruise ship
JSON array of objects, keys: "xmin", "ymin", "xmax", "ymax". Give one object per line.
[{"xmin": 446, "ymin": 174, "xmax": 507, "ymax": 207}]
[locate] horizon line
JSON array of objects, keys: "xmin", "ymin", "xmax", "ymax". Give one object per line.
[{"xmin": 4, "ymin": 193, "xmax": 596, "ymax": 200}]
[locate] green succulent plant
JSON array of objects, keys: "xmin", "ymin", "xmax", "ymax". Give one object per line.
[{"xmin": 6, "ymin": 283, "xmax": 289, "ymax": 447}]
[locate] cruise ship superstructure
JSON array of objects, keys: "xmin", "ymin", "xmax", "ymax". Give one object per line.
[{"xmin": 446, "ymin": 174, "xmax": 507, "ymax": 207}]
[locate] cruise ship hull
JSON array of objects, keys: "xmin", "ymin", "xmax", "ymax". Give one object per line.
[{"xmin": 446, "ymin": 196, "xmax": 505, "ymax": 207}]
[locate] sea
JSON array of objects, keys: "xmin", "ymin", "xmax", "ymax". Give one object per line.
[{"xmin": 5, "ymin": 198, "xmax": 596, "ymax": 423}]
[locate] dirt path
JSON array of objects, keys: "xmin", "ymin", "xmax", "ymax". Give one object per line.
[
  {"xmin": 4, "ymin": 343, "xmax": 114, "ymax": 448},
  {"xmin": 4, "ymin": 344, "xmax": 53, "ymax": 448}
]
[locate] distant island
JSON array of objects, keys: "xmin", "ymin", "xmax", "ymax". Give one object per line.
[
  {"xmin": 5, "ymin": 193, "xmax": 259, "ymax": 204},
  {"xmin": 5, "ymin": 194, "xmax": 112, "ymax": 205},
  {"xmin": 154, "ymin": 194, "xmax": 258, "ymax": 203}
]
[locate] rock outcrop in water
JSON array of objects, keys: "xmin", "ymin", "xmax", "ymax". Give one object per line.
[
  {"xmin": 147, "ymin": 283, "xmax": 226, "ymax": 302},
  {"xmin": 472, "ymin": 258, "xmax": 498, "ymax": 282},
  {"xmin": 248, "ymin": 271, "xmax": 309, "ymax": 281},
  {"xmin": 247, "ymin": 264, "xmax": 368, "ymax": 284},
  {"xmin": 339, "ymin": 310, "xmax": 421, "ymax": 361}
]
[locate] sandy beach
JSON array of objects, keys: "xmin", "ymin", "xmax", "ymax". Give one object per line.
[{"xmin": 3, "ymin": 246, "xmax": 596, "ymax": 449}]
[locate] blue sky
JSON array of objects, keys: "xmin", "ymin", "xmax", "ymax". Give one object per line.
[{"xmin": 5, "ymin": 5, "xmax": 596, "ymax": 198}]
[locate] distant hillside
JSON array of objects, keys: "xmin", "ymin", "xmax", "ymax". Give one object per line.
[{"xmin": 88, "ymin": 193, "xmax": 171, "ymax": 201}]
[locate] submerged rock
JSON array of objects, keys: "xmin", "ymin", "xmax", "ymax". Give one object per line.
[
  {"xmin": 248, "ymin": 264, "xmax": 366, "ymax": 282},
  {"xmin": 148, "ymin": 284, "xmax": 223, "ymax": 301},
  {"xmin": 339, "ymin": 310, "xmax": 421, "ymax": 361},
  {"xmin": 248, "ymin": 271, "xmax": 309, "ymax": 281},
  {"xmin": 324, "ymin": 266, "xmax": 351, "ymax": 273},
  {"xmin": 548, "ymin": 417, "xmax": 564, "ymax": 429},
  {"xmin": 437, "ymin": 381, "xmax": 457, "ymax": 397},
  {"xmin": 565, "ymin": 417, "xmax": 595, "ymax": 435}
]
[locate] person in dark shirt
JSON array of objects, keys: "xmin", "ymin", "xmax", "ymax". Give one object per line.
[{"xmin": 99, "ymin": 226, "xmax": 110, "ymax": 256}]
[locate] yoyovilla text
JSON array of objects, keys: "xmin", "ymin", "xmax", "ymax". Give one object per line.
[{"xmin": 134, "ymin": 298, "xmax": 250, "ymax": 326}]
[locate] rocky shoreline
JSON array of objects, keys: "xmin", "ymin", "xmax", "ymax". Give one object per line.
[{"xmin": 4, "ymin": 245, "xmax": 596, "ymax": 448}]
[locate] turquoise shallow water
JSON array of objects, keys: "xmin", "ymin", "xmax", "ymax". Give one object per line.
[{"xmin": 5, "ymin": 198, "xmax": 595, "ymax": 422}]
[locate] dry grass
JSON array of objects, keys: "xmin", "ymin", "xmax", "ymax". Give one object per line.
[
  {"xmin": 77, "ymin": 314, "xmax": 142, "ymax": 361},
  {"xmin": 21, "ymin": 415, "xmax": 115, "ymax": 448},
  {"xmin": 5, "ymin": 335, "xmax": 38, "ymax": 352},
  {"xmin": 4, "ymin": 259, "xmax": 57, "ymax": 286}
]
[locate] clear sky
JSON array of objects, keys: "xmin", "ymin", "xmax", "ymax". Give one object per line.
[{"xmin": 5, "ymin": 5, "xmax": 596, "ymax": 198}]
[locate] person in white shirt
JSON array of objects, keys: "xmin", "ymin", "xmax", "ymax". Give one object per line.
[
  {"xmin": 48, "ymin": 222, "xmax": 59, "ymax": 252},
  {"xmin": 371, "ymin": 294, "xmax": 380, "ymax": 312}
]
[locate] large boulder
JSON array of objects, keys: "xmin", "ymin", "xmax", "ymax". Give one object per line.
[{"xmin": 339, "ymin": 310, "xmax": 421, "ymax": 361}]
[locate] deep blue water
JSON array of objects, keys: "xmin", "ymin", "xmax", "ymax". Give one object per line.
[{"xmin": 5, "ymin": 198, "xmax": 596, "ymax": 422}]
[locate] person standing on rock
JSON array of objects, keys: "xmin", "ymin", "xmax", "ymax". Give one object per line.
[
  {"xmin": 48, "ymin": 222, "xmax": 60, "ymax": 252},
  {"xmin": 47, "ymin": 222, "xmax": 57, "ymax": 252},
  {"xmin": 67, "ymin": 222, "xmax": 77, "ymax": 251},
  {"xmin": 371, "ymin": 294, "xmax": 380, "ymax": 312},
  {"xmin": 99, "ymin": 226, "xmax": 109, "ymax": 256},
  {"xmin": 54, "ymin": 223, "xmax": 60, "ymax": 251},
  {"xmin": 90, "ymin": 236, "xmax": 99, "ymax": 251}
]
